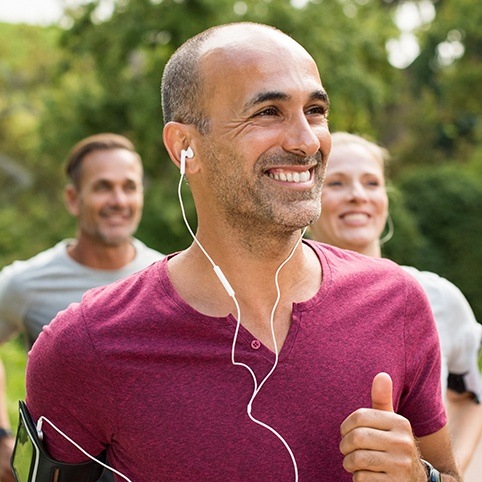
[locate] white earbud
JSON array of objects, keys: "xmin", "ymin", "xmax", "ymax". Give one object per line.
[{"xmin": 180, "ymin": 147, "xmax": 194, "ymax": 176}]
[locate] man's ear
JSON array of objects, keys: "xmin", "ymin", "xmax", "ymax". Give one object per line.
[
  {"xmin": 64, "ymin": 184, "xmax": 80, "ymax": 217},
  {"xmin": 163, "ymin": 122, "xmax": 200, "ymax": 174}
]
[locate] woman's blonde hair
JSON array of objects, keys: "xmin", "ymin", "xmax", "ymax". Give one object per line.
[{"xmin": 331, "ymin": 132, "xmax": 390, "ymax": 174}]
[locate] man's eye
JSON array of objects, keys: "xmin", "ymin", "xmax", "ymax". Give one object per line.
[
  {"xmin": 255, "ymin": 107, "xmax": 279, "ymax": 117},
  {"xmin": 306, "ymin": 105, "xmax": 327, "ymax": 116}
]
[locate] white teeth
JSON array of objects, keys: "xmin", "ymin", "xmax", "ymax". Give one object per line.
[
  {"xmin": 343, "ymin": 213, "xmax": 369, "ymax": 222},
  {"xmin": 301, "ymin": 171, "xmax": 310, "ymax": 182},
  {"xmin": 268, "ymin": 170, "xmax": 310, "ymax": 183}
]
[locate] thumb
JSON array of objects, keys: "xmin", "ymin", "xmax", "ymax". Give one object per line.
[{"xmin": 371, "ymin": 372, "xmax": 394, "ymax": 412}]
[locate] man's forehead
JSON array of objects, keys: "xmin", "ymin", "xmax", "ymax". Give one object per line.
[
  {"xmin": 200, "ymin": 28, "xmax": 321, "ymax": 89},
  {"xmin": 203, "ymin": 56, "xmax": 324, "ymax": 111},
  {"xmin": 82, "ymin": 150, "xmax": 143, "ymax": 174},
  {"xmin": 194, "ymin": 24, "xmax": 326, "ymax": 118}
]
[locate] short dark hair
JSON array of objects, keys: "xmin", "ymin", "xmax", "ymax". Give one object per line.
[
  {"xmin": 65, "ymin": 133, "xmax": 139, "ymax": 188},
  {"xmin": 161, "ymin": 28, "xmax": 213, "ymax": 134},
  {"xmin": 161, "ymin": 22, "xmax": 281, "ymax": 135}
]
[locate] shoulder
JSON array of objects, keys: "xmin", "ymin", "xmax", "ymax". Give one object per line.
[
  {"xmin": 401, "ymin": 266, "xmax": 453, "ymax": 295},
  {"xmin": 306, "ymin": 240, "xmax": 428, "ymax": 309},
  {"xmin": 31, "ymin": 260, "xmax": 164, "ymax": 354},
  {"xmin": 131, "ymin": 238, "xmax": 165, "ymax": 264},
  {"xmin": 80, "ymin": 258, "xmax": 167, "ymax": 321},
  {"xmin": 401, "ymin": 266, "xmax": 478, "ymax": 323},
  {"xmin": 0, "ymin": 241, "xmax": 70, "ymax": 290},
  {"xmin": 306, "ymin": 239, "xmax": 409, "ymax": 279}
]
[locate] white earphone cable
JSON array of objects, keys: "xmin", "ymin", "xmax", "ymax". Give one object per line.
[
  {"xmin": 178, "ymin": 167, "xmax": 305, "ymax": 481},
  {"xmin": 31, "ymin": 160, "xmax": 305, "ymax": 482},
  {"xmin": 36, "ymin": 417, "xmax": 132, "ymax": 482}
]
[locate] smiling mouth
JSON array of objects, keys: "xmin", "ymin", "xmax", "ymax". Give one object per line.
[
  {"xmin": 101, "ymin": 211, "xmax": 132, "ymax": 223},
  {"xmin": 267, "ymin": 168, "xmax": 312, "ymax": 183},
  {"xmin": 341, "ymin": 213, "xmax": 370, "ymax": 223}
]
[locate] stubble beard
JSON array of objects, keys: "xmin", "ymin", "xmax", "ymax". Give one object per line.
[
  {"xmin": 79, "ymin": 214, "xmax": 139, "ymax": 248},
  {"xmin": 203, "ymin": 144, "xmax": 325, "ymax": 244}
]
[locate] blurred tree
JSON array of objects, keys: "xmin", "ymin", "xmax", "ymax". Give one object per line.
[
  {"xmin": 0, "ymin": 22, "xmax": 70, "ymax": 265},
  {"xmin": 0, "ymin": 0, "xmax": 480, "ymax": 322},
  {"xmin": 399, "ymin": 166, "xmax": 482, "ymax": 321},
  {"xmin": 381, "ymin": 185, "xmax": 428, "ymax": 265},
  {"xmin": 35, "ymin": 0, "xmax": 399, "ymax": 253},
  {"xmin": 386, "ymin": 0, "xmax": 482, "ymax": 174}
]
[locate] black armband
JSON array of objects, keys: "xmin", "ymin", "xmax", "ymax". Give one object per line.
[{"xmin": 10, "ymin": 401, "xmax": 105, "ymax": 482}]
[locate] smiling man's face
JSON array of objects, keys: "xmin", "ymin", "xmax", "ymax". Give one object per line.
[
  {"xmin": 190, "ymin": 25, "xmax": 331, "ymax": 234},
  {"xmin": 68, "ymin": 148, "xmax": 144, "ymax": 246}
]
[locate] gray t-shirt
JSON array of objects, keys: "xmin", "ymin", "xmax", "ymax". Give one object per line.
[{"xmin": 0, "ymin": 238, "xmax": 164, "ymax": 346}]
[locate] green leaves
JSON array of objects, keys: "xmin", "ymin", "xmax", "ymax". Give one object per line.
[{"xmin": 1, "ymin": 0, "xmax": 481, "ymax": 320}]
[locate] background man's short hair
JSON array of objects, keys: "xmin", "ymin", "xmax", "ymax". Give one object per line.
[{"xmin": 65, "ymin": 133, "xmax": 138, "ymax": 187}]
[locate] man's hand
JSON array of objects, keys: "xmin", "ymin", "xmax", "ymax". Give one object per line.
[
  {"xmin": 340, "ymin": 372, "xmax": 428, "ymax": 480},
  {"xmin": 0, "ymin": 435, "xmax": 15, "ymax": 482}
]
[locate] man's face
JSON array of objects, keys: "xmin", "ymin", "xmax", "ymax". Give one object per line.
[
  {"xmin": 192, "ymin": 29, "xmax": 331, "ymax": 236},
  {"xmin": 68, "ymin": 148, "xmax": 144, "ymax": 246}
]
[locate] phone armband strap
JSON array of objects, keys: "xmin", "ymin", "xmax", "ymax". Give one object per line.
[{"xmin": 11, "ymin": 401, "xmax": 105, "ymax": 482}]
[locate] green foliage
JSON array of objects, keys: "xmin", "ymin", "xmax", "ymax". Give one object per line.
[
  {"xmin": 381, "ymin": 185, "xmax": 428, "ymax": 265},
  {"xmin": 0, "ymin": 337, "xmax": 27, "ymax": 428},
  {"xmin": 399, "ymin": 166, "xmax": 482, "ymax": 321},
  {"xmin": 0, "ymin": 23, "xmax": 61, "ymax": 161},
  {"xmin": 0, "ymin": 0, "xmax": 481, "ymax": 327},
  {"xmin": 389, "ymin": 0, "xmax": 482, "ymax": 169}
]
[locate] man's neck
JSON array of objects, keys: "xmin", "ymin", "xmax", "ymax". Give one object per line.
[
  {"xmin": 167, "ymin": 229, "xmax": 321, "ymax": 349},
  {"xmin": 67, "ymin": 237, "xmax": 136, "ymax": 270}
]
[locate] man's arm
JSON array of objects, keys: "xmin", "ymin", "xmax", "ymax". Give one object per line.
[
  {"xmin": 441, "ymin": 276, "xmax": 482, "ymax": 473},
  {"xmin": 340, "ymin": 373, "xmax": 461, "ymax": 481},
  {"xmin": 446, "ymin": 389, "xmax": 482, "ymax": 472}
]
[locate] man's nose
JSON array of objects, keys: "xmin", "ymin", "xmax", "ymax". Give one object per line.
[
  {"xmin": 282, "ymin": 114, "xmax": 321, "ymax": 158},
  {"xmin": 111, "ymin": 187, "xmax": 129, "ymax": 206}
]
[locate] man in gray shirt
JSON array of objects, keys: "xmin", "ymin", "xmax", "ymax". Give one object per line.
[{"xmin": 0, "ymin": 133, "xmax": 164, "ymax": 481}]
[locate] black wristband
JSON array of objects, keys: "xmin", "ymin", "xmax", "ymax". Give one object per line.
[
  {"xmin": 421, "ymin": 459, "xmax": 441, "ymax": 482},
  {"xmin": 0, "ymin": 428, "xmax": 13, "ymax": 440}
]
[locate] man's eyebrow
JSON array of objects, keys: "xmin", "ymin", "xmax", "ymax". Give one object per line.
[
  {"xmin": 243, "ymin": 89, "xmax": 330, "ymax": 111},
  {"xmin": 244, "ymin": 91, "xmax": 291, "ymax": 110},
  {"xmin": 310, "ymin": 90, "xmax": 330, "ymax": 106},
  {"xmin": 93, "ymin": 178, "xmax": 113, "ymax": 186}
]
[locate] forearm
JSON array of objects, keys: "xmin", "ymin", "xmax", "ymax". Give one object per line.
[
  {"xmin": 415, "ymin": 451, "xmax": 462, "ymax": 482},
  {"xmin": 418, "ymin": 427, "xmax": 462, "ymax": 482},
  {"xmin": 440, "ymin": 473, "xmax": 463, "ymax": 481},
  {"xmin": 446, "ymin": 391, "xmax": 482, "ymax": 472}
]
